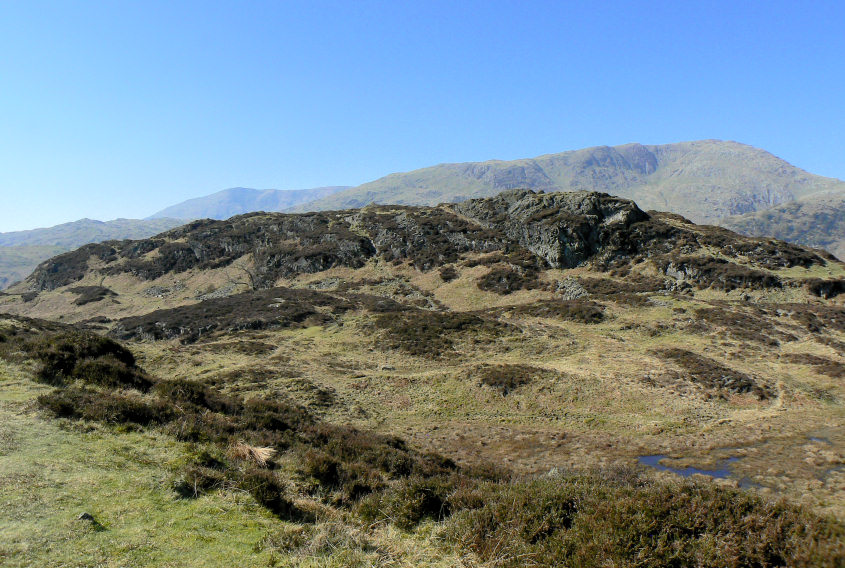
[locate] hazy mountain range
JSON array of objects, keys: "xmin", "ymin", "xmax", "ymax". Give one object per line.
[
  {"xmin": 289, "ymin": 139, "xmax": 845, "ymax": 225},
  {"xmin": 0, "ymin": 187, "xmax": 349, "ymax": 289},
  {"xmin": 147, "ymin": 186, "xmax": 350, "ymax": 220},
  {"xmin": 3, "ymin": 139, "xmax": 845, "ymax": 289},
  {"xmin": 0, "ymin": 218, "xmax": 184, "ymax": 289}
]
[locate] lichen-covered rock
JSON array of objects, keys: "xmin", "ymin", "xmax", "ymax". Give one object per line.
[
  {"xmin": 451, "ymin": 190, "xmax": 649, "ymax": 268},
  {"xmin": 23, "ymin": 189, "xmax": 834, "ymax": 292}
]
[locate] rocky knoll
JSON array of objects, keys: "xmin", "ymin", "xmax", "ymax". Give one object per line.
[{"xmin": 20, "ymin": 190, "xmax": 838, "ymax": 296}]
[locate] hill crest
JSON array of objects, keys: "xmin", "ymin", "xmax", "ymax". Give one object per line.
[{"xmin": 289, "ymin": 140, "xmax": 845, "ymax": 225}]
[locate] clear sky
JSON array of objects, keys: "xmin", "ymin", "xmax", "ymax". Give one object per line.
[{"xmin": 1, "ymin": 0, "xmax": 843, "ymax": 231}]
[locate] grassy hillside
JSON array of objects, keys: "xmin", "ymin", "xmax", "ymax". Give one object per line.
[
  {"xmin": 723, "ymin": 191, "xmax": 845, "ymax": 261},
  {"xmin": 2, "ymin": 191, "xmax": 845, "ymax": 566},
  {"xmin": 290, "ymin": 140, "xmax": 845, "ymax": 225},
  {"xmin": 148, "ymin": 186, "xmax": 350, "ymax": 220}
]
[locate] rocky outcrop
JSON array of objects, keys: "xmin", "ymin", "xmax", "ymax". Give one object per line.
[
  {"xmin": 451, "ymin": 190, "xmax": 649, "ymax": 268},
  {"xmin": 23, "ymin": 190, "xmax": 834, "ymax": 293}
]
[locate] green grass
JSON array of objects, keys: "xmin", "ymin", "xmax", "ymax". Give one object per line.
[{"xmin": 0, "ymin": 359, "xmax": 281, "ymax": 568}]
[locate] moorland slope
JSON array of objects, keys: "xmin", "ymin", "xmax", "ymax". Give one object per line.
[
  {"xmin": 724, "ymin": 190, "xmax": 845, "ymax": 261},
  {"xmin": 2, "ymin": 189, "xmax": 844, "ymax": 566}
]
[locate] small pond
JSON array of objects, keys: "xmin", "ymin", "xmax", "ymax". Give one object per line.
[{"xmin": 638, "ymin": 454, "xmax": 740, "ymax": 479}]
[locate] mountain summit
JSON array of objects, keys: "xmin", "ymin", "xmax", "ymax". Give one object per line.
[{"xmin": 290, "ymin": 140, "xmax": 845, "ymax": 225}]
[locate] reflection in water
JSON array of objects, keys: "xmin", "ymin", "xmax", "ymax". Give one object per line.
[{"xmin": 638, "ymin": 454, "xmax": 740, "ymax": 478}]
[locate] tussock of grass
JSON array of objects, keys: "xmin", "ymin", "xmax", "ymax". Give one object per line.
[{"xmin": 230, "ymin": 440, "xmax": 277, "ymax": 466}]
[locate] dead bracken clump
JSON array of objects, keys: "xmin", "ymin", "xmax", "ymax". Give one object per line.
[{"xmin": 230, "ymin": 440, "xmax": 277, "ymax": 466}]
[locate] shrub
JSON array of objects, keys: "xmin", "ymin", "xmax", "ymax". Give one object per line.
[
  {"xmin": 656, "ymin": 256, "xmax": 782, "ymax": 291},
  {"xmin": 806, "ymin": 278, "xmax": 845, "ymax": 299},
  {"xmin": 304, "ymin": 450, "xmax": 342, "ymax": 486},
  {"xmin": 477, "ymin": 267, "xmax": 540, "ymax": 295},
  {"xmin": 475, "ymin": 363, "xmax": 545, "ymax": 395},
  {"xmin": 441, "ymin": 475, "xmax": 845, "ymax": 568},
  {"xmin": 652, "ymin": 348, "xmax": 773, "ymax": 399},
  {"xmin": 165, "ymin": 412, "xmax": 238, "ymax": 443},
  {"xmin": 510, "ymin": 299, "xmax": 605, "ymax": 324},
  {"xmin": 68, "ymin": 286, "xmax": 117, "ymax": 306},
  {"xmin": 359, "ymin": 475, "xmax": 457, "ymax": 530},
  {"xmin": 154, "ymin": 378, "xmax": 241, "ymax": 414},
  {"xmin": 25, "ymin": 331, "xmax": 151, "ymax": 390},
  {"xmin": 38, "ymin": 387, "xmax": 173, "ymax": 425},
  {"xmin": 374, "ymin": 311, "xmax": 512, "ymax": 357},
  {"xmin": 72, "ymin": 356, "xmax": 154, "ymax": 391},
  {"xmin": 240, "ymin": 469, "xmax": 303, "ymax": 520},
  {"xmin": 173, "ymin": 465, "xmax": 228, "ymax": 498},
  {"xmin": 782, "ymin": 353, "xmax": 845, "ymax": 378},
  {"xmin": 692, "ymin": 306, "xmax": 791, "ymax": 346},
  {"xmin": 439, "ymin": 266, "xmax": 458, "ymax": 282},
  {"xmin": 242, "ymin": 397, "xmax": 313, "ymax": 433}
]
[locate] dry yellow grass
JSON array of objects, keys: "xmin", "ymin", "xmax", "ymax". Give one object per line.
[{"xmin": 230, "ymin": 440, "xmax": 277, "ymax": 466}]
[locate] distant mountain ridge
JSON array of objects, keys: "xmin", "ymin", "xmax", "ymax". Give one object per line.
[
  {"xmin": 148, "ymin": 186, "xmax": 350, "ymax": 220},
  {"xmin": 5, "ymin": 140, "xmax": 845, "ymax": 288},
  {"xmin": 289, "ymin": 140, "xmax": 845, "ymax": 225},
  {"xmin": 723, "ymin": 190, "xmax": 845, "ymax": 261},
  {"xmin": 0, "ymin": 217, "xmax": 184, "ymax": 289},
  {"xmin": 0, "ymin": 217, "xmax": 184, "ymax": 248}
]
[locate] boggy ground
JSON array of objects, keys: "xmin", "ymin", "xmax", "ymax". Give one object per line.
[
  {"xmin": 111, "ymin": 260, "xmax": 845, "ymax": 519},
  {"xmin": 1, "ymin": 311, "xmax": 844, "ymax": 567}
]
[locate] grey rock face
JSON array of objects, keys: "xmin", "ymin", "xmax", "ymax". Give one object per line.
[
  {"xmin": 554, "ymin": 277, "xmax": 589, "ymax": 300},
  {"xmin": 451, "ymin": 190, "xmax": 649, "ymax": 268}
]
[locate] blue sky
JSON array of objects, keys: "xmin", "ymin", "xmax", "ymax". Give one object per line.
[{"xmin": 1, "ymin": 0, "xmax": 843, "ymax": 231}]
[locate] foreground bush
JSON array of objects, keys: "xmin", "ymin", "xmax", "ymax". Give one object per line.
[
  {"xmin": 25, "ymin": 331, "xmax": 153, "ymax": 390},
  {"xmin": 441, "ymin": 476, "xmax": 845, "ymax": 568}
]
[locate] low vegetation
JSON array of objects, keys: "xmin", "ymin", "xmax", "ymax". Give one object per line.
[
  {"xmin": 652, "ymin": 347, "xmax": 773, "ymax": 399},
  {"xmin": 4, "ymin": 322, "xmax": 839, "ymax": 567},
  {"xmin": 373, "ymin": 310, "xmax": 512, "ymax": 357},
  {"xmin": 68, "ymin": 285, "xmax": 117, "ymax": 305},
  {"xmin": 473, "ymin": 363, "xmax": 548, "ymax": 395},
  {"xmin": 4, "ymin": 189, "xmax": 845, "ymax": 566}
]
